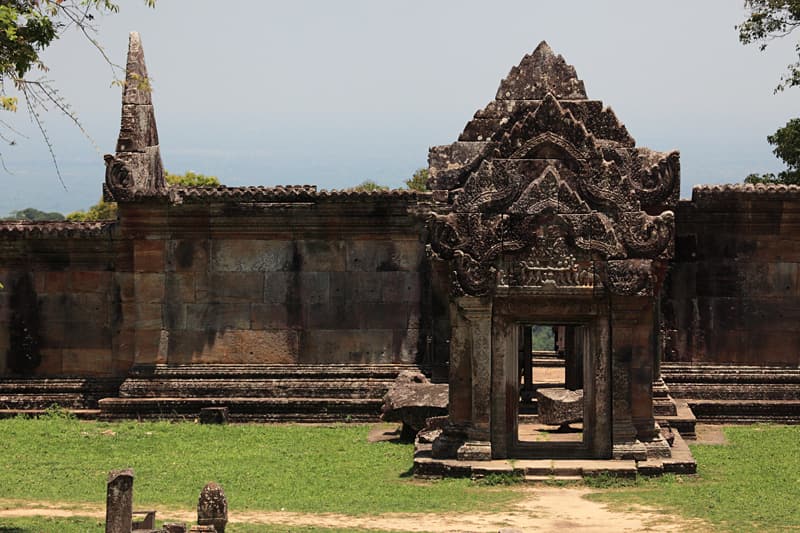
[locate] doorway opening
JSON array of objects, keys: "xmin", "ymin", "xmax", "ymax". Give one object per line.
[{"xmin": 517, "ymin": 324, "xmax": 586, "ymax": 445}]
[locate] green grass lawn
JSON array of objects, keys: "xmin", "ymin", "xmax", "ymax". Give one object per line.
[
  {"xmin": 590, "ymin": 424, "xmax": 800, "ymax": 532},
  {"xmin": 0, "ymin": 412, "xmax": 518, "ymax": 516},
  {"xmin": 3, "ymin": 413, "xmax": 800, "ymax": 533},
  {"xmin": 0, "ymin": 516, "xmax": 397, "ymax": 533}
]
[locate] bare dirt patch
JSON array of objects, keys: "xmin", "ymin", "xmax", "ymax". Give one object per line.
[
  {"xmin": 694, "ymin": 424, "xmax": 729, "ymax": 445},
  {"xmin": 0, "ymin": 488, "xmax": 707, "ymax": 532}
]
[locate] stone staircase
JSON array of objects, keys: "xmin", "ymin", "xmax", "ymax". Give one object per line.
[
  {"xmin": 0, "ymin": 377, "xmax": 122, "ymax": 417},
  {"xmin": 97, "ymin": 363, "xmax": 419, "ymax": 422},
  {"xmin": 662, "ymin": 363, "xmax": 800, "ymax": 424}
]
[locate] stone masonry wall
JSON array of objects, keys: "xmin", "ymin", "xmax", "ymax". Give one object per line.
[
  {"xmin": 664, "ymin": 185, "xmax": 800, "ymax": 365},
  {"xmin": 113, "ymin": 193, "xmax": 428, "ymax": 371},
  {"xmin": 0, "ymin": 223, "xmax": 125, "ymax": 376},
  {"xmin": 0, "ymin": 194, "xmax": 428, "ymax": 377}
]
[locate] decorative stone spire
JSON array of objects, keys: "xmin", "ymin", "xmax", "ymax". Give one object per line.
[
  {"xmin": 104, "ymin": 31, "xmax": 165, "ymax": 200},
  {"xmin": 495, "ymin": 41, "xmax": 587, "ymax": 100}
]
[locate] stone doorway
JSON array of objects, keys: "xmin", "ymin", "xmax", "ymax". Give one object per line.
[
  {"xmin": 489, "ymin": 297, "xmax": 611, "ymax": 459},
  {"xmin": 517, "ymin": 323, "xmax": 585, "ymax": 446}
]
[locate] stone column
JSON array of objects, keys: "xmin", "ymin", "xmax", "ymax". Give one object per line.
[
  {"xmin": 610, "ymin": 296, "xmax": 647, "ymax": 460},
  {"xmin": 456, "ymin": 296, "xmax": 493, "ymax": 460},
  {"xmin": 105, "ymin": 468, "xmax": 134, "ymax": 533}
]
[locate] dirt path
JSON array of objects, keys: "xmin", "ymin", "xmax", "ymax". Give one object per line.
[{"xmin": 0, "ymin": 488, "xmax": 706, "ymax": 532}]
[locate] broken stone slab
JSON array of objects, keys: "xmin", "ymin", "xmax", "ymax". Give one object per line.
[
  {"xmin": 132, "ymin": 509, "xmax": 156, "ymax": 530},
  {"xmin": 197, "ymin": 482, "xmax": 228, "ymax": 533},
  {"xmin": 536, "ymin": 388, "xmax": 583, "ymax": 426},
  {"xmin": 105, "ymin": 468, "xmax": 134, "ymax": 533},
  {"xmin": 188, "ymin": 526, "xmax": 216, "ymax": 533},
  {"xmin": 381, "ymin": 370, "xmax": 448, "ymax": 439},
  {"xmin": 162, "ymin": 524, "xmax": 188, "ymax": 533}
]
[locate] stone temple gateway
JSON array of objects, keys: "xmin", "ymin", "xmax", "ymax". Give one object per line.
[
  {"xmin": 3, "ymin": 34, "xmax": 800, "ymax": 476},
  {"xmin": 424, "ymin": 42, "xmax": 677, "ymax": 463}
]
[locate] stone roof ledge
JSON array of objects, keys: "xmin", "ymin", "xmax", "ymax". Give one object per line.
[{"xmin": 692, "ymin": 183, "xmax": 800, "ymax": 201}]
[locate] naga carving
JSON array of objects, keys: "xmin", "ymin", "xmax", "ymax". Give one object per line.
[{"xmin": 426, "ymin": 41, "xmax": 678, "ymax": 297}]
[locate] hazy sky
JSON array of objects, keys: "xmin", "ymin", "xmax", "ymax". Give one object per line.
[{"xmin": 1, "ymin": 0, "xmax": 798, "ymax": 215}]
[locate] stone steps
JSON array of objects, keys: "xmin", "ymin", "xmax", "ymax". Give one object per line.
[
  {"xmin": 101, "ymin": 363, "xmax": 419, "ymax": 422},
  {"xmin": 0, "ymin": 377, "xmax": 123, "ymax": 409},
  {"xmin": 119, "ymin": 378, "xmax": 394, "ymax": 399},
  {"xmin": 686, "ymin": 400, "xmax": 800, "ymax": 424},
  {"xmin": 98, "ymin": 396, "xmax": 383, "ymax": 422},
  {"xmin": 662, "ymin": 363, "xmax": 800, "ymax": 423}
]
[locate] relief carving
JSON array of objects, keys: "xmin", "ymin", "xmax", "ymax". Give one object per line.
[{"xmin": 426, "ymin": 41, "xmax": 678, "ymax": 297}]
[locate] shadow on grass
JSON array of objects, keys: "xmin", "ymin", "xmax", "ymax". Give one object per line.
[
  {"xmin": 0, "ymin": 527, "xmax": 28, "ymax": 533},
  {"xmin": 398, "ymin": 465, "xmax": 415, "ymax": 478}
]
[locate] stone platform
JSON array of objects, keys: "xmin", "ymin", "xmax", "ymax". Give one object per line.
[
  {"xmin": 414, "ymin": 429, "xmax": 696, "ymax": 479},
  {"xmin": 663, "ymin": 363, "xmax": 800, "ymax": 424},
  {"xmin": 99, "ymin": 363, "xmax": 419, "ymax": 422},
  {"xmin": 0, "ymin": 377, "xmax": 123, "ymax": 410}
]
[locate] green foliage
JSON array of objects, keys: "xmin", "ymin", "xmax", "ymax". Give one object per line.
[
  {"xmin": 474, "ymin": 472, "xmax": 525, "ymax": 486},
  {"xmin": 0, "ymin": 1, "xmax": 156, "ymax": 182},
  {"xmin": 590, "ymin": 425, "xmax": 800, "ymax": 531},
  {"xmin": 65, "ymin": 197, "xmax": 117, "ymax": 221},
  {"xmin": 0, "ymin": 418, "xmax": 519, "ymax": 515},
  {"xmin": 744, "ymin": 118, "xmax": 800, "ymax": 185},
  {"xmin": 63, "ymin": 170, "xmax": 220, "ymax": 221},
  {"xmin": 738, "ymin": 0, "xmax": 800, "ymax": 92},
  {"xmin": 3, "ymin": 206, "xmax": 64, "ymax": 221},
  {"xmin": 165, "ymin": 170, "xmax": 221, "ymax": 187},
  {"xmin": 530, "ymin": 325, "xmax": 555, "ymax": 351},
  {"xmin": 404, "ymin": 168, "xmax": 429, "ymax": 191},
  {"xmin": 351, "ymin": 179, "xmax": 390, "ymax": 192}
]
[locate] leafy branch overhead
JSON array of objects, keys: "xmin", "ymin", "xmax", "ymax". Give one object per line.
[
  {"xmin": 0, "ymin": 1, "xmax": 156, "ymax": 182},
  {"xmin": 745, "ymin": 118, "xmax": 800, "ymax": 185},
  {"xmin": 738, "ymin": 0, "xmax": 800, "ymax": 92}
]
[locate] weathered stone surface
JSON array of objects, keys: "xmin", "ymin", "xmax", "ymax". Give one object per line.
[
  {"xmin": 188, "ymin": 526, "xmax": 216, "ymax": 532},
  {"xmin": 105, "ymin": 468, "xmax": 133, "ymax": 533},
  {"xmin": 163, "ymin": 524, "xmax": 188, "ymax": 533},
  {"xmin": 132, "ymin": 510, "xmax": 156, "ymax": 530},
  {"xmin": 104, "ymin": 32, "xmax": 164, "ymax": 198},
  {"xmin": 536, "ymin": 388, "xmax": 584, "ymax": 426},
  {"xmin": 197, "ymin": 482, "xmax": 228, "ymax": 533},
  {"xmin": 495, "ymin": 41, "xmax": 587, "ymax": 100},
  {"xmin": 382, "ymin": 370, "xmax": 448, "ymax": 437}
]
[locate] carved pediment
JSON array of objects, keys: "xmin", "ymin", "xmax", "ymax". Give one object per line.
[{"xmin": 426, "ymin": 42, "xmax": 679, "ymax": 297}]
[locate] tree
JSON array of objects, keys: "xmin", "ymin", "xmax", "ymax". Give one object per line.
[
  {"xmin": 165, "ymin": 170, "xmax": 220, "ymax": 187},
  {"xmin": 738, "ymin": 0, "xmax": 800, "ymax": 93},
  {"xmin": 745, "ymin": 118, "xmax": 800, "ymax": 185},
  {"xmin": 4, "ymin": 207, "xmax": 64, "ymax": 221},
  {"xmin": 739, "ymin": 2, "xmax": 800, "ymax": 184},
  {"xmin": 350, "ymin": 179, "xmax": 389, "ymax": 192},
  {"xmin": 404, "ymin": 167, "xmax": 429, "ymax": 191},
  {"xmin": 0, "ymin": 1, "xmax": 155, "ymax": 179},
  {"xmin": 66, "ymin": 170, "xmax": 221, "ymax": 221}
]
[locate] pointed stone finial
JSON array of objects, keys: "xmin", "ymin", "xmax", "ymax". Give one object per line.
[
  {"xmin": 495, "ymin": 41, "xmax": 587, "ymax": 100},
  {"xmin": 122, "ymin": 32, "xmax": 151, "ymax": 105},
  {"xmin": 105, "ymin": 31, "xmax": 165, "ymax": 200}
]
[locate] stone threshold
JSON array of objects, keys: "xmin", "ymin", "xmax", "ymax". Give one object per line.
[{"xmin": 413, "ymin": 430, "xmax": 697, "ymax": 479}]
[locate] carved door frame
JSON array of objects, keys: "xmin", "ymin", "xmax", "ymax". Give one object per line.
[{"xmin": 489, "ymin": 294, "xmax": 612, "ymax": 459}]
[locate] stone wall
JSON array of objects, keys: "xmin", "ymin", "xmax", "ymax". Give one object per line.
[
  {"xmin": 0, "ymin": 192, "xmax": 429, "ymax": 377},
  {"xmin": 0, "ymin": 223, "xmax": 123, "ymax": 376},
  {"xmin": 664, "ymin": 185, "xmax": 800, "ymax": 365}
]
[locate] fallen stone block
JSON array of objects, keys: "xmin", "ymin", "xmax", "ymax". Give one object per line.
[
  {"xmin": 536, "ymin": 388, "xmax": 583, "ymax": 426},
  {"xmin": 381, "ymin": 370, "xmax": 448, "ymax": 439}
]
